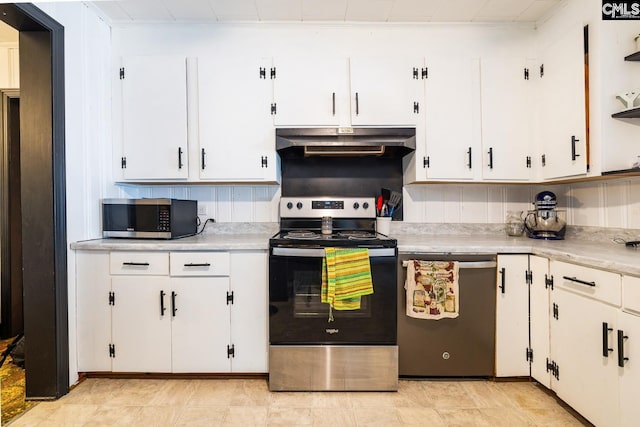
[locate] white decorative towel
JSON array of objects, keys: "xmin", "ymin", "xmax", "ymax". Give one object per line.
[{"xmin": 403, "ymin": 260, "xmax": 459, "ymax": 320}]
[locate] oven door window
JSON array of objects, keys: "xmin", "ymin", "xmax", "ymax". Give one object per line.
[
  {"xmin": 269, "ymin": 252, "xmax": 396, "ymax": 345},
  {"xmin": 292, "ymin": 270, "xmax": 371, "ymax": 319}
]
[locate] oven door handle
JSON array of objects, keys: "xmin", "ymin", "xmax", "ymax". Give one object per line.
[{"xmin": 271, "ymin": 247, "xmax": 396, "ymax": 258}]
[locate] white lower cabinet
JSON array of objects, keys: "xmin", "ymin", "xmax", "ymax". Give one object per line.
[
  {"xmin": 528, "ymin": 255, "xmax": 551, "ymax": 388},
  {"xmin": 549, "ymin": 261, "xmax": 622, "ymax": 427},
  {"xmin": 495, "ymin": 255, "xmax": 530, "ymax": 377},
  {"xmin": 170, "ymin": 277, "xmax": 231, "ymax": 373},
  {"xmin": 75, "ymin": 249, "xmax": 268, "ymax": 374},
  {"xmin": 229, "ymin": 251, "xmax": 268, "ymax": 373},
  {"xmin": 620, "ymin": 275, "xmax": 640, "ymax": 427},
  {"xmin": 111, "ymin": 276, "xmax": 172, "ymax": 372},
  {"xmin": 76, "ymin": 251, "xmax": 111, "ymax": 372}
]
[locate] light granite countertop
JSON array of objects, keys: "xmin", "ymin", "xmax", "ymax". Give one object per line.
[
  {"xmin": 396, "ymin": 234, "xmax": 640, "ymax": 277},
  {"xmin": 70, "ymin": 222, "xmax": 640, "ymax": 277},
  {"xmin": 70, "ymin": 232, "xmax": 273, "ymax": 251}
]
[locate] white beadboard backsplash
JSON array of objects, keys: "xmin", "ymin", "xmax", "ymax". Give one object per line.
[{"xmin": 115, "ymin": 175, "xmax": 640, "ymax": 230}]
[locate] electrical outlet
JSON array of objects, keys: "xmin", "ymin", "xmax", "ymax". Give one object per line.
[{"xmin": 197, "ymin": 204, "xmax": 207, "ymax": 216}]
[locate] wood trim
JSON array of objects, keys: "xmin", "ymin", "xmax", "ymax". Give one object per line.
[
  {"xmin": 0, "ymin": 89, "xmax": 22, "ymax": 339},
  {"xmin": 1, "ymin": 4, "xmax": 69, "ymax": 399}
]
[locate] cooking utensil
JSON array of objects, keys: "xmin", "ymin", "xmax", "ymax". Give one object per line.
[
  {"xmin": 387, "ymin": 191, "xmax": 401, "ymax": 216},
  {"xmin": 381, "ymin": 188, "xmax": 391, "ymax": 203},
  {"xmin": 376, "ymin": 196, "xmax": 383, "ymax": 216}
]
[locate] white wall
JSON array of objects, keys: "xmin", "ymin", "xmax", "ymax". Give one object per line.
[
  {"xmin": 404, "ymin": 177, "xmax": 640, "ymax": 230},
  {"xmin": 34, "ymin": 1, "xmax": 112, "ymax": 387}
]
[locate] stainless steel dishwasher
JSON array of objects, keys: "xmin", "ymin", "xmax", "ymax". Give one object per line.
[{"xmin": 397, "ymin": 254, "xmax": 497, "ymax": 377}]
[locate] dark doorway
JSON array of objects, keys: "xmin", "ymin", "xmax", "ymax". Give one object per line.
[
  {"xmin": 0, "ymin": 89, "xmax": 22, "ymax": 339},
  {"xmin": 0, "ymin": 4, "xmax": 68, "ymax": 399}
]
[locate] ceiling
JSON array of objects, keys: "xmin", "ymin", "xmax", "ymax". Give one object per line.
[{"xmin": 87, "ymin": 0, "xmax": 564, "ymax": 24}]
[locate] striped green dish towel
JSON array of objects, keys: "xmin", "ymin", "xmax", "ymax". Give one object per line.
[{"xmin": 321, "ymin": 248, "xmax": 374, "ymax": 317}]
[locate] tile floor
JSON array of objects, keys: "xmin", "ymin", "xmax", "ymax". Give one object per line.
[{"xmin": 7, "ymin": 378, "xmax": 589, "ymax": 426}]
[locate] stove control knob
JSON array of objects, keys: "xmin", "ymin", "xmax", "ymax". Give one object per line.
[
  {"xmin": 362, "ymin": 202, "xmax": 369, "ymax": 210},
  {"xmin": 353, "ymin": 202, "xmax": 360, "ymax": 210},
  {"xmin": 296, "ymin": 202, "xmax": 303, "ymax": 209},
  {"xmin": 286, "ymin": 202, "xmax": 293, "ymax": 210}
]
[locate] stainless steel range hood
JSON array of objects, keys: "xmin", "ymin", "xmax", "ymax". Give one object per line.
[{"xmin": 276, "ymin": 127, "xmax": 416, "ymax": 157}]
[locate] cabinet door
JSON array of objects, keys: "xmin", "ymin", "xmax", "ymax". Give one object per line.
[
  {"xmin": 120, "ymin": 56, "xmax": 188, "ymax": 180},
  {"xmin": 495, "ymin": 255, "xmax": 530, "ymax": 376},
  {"xmin": 229, "ymin": 251, "xmax": 268, "ymax": 372},
  {"xmin": 111, "ymin": 276, "xmax": 172, "ymax": 372},
  {"xmin": 538, "ymin": 24, "xmax": 587, "ymax": 180},
  {"xmin": 550, "ymin": 287, "xmax": 620, "ymax": 427},
  {"xmin": 349, "ymin": 57, "xmax": 424, "ymax": 126},
  {"xmin": 529, "ymin": 255, "xmax": 551, "ymax": 388},
  {"xmin": 273, "ymin": 57, "xmax": 350, "ymax": 126},
  {"xmin": 423, "ymin": 57, "xmax": 479, "ymax": 180},
  {"xmin": 480, "ymin": 57, "xmax": 532, "ymax": 181},
  {"xmin": 197, "ymin": 56, "xmax": 277, "ymax": 182},
  {"xmin": 171, "ymin": 277, "xmax": 231, "ymax": 373},
  {"xmin": 76, "ymin": 251, "xmax": 112, "ymax": 372},
  {"xmin": 618, "ymin": 310, "xmax": 640, "ymax": 427}
]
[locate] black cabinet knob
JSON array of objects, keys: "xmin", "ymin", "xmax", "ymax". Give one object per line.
[
  {"xmin": 353, "ymin": 202, "xmax": 360, "ymax": 209},
  {"xmin": 363, "ymin": 202, "xmax": 369, "ymax": 209},
  {"xmin": 296, "ymin": 202, "xmax": 303, "ymax": 209},
  {"xmin": 286, "ymin": 202, "xmax": 293, "ymax": 209}
]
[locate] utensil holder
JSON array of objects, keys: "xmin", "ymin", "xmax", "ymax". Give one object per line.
[{"xmin": 376, "ymin": 217, "xmax": 391, "ymax": 236}]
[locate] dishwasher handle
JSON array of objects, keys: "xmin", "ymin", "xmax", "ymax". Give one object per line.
[
  {"xmin": 402, "ymin": 260, "xmax": 496, "ymax": 269},
  {"xmin": 459, "ymin": 261, "xmax": 497, "ymax": 269}
]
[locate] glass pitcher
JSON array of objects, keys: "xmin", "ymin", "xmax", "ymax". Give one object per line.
[{"xmin": 505, "ymin": 210, "xmax": 525, "ymax": 236}]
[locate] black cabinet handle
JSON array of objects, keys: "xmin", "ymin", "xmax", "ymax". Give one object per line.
[
  {"xmin": 184, "ymin": 263, "xmax": 211, "ymax": 267},
  {"xmin": 562, "ymin": 276, "xmax": 596, "ymax": 287},
  {"xmin": 160, "ymin": 290, "xmax": 166, "ymax": 316},
  {"xmin": 467, "ymin": 147, "xmax": 472, "ymax": 169},
  {"xmin": 332, "ymin": 92, "xmax": 336, "ymax": 116},
  {"xmin": 178, "ymin": 147, "xmax": 183, "ymax": 169},
  {"xmin": 488, "ymin": 147, "xmax": 494, "ymax": 169},
  {"xmin": 171, "ymin": 291, "xmax": 177, "ymax": 317},
  {"xmin": 618, "ymin": 330, "xmax": 629, "ymax": 367},
  {"xmin": 602, "ymin": 322, "xmax": 614, "ymax": 357},
  {"xmin": 201, "ymin": 148, "xmax": 206, "ymax": 170},
  {"xmin": 571, "ymin": 135, "xmax": 580, "ymax": 161},
  {"xmin": 355, "ymin": 92, "xmax": 359, "ymax": 115},
  {"xmin": 498, "ymin": 267, "xmax": 505, "ymax": 293},
  {"xmin": 122, "ymin": 262, "xmax": 149, "ymax": 267}
]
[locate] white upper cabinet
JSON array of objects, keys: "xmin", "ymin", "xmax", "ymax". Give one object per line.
[
  {"xmin": 349, "ymin": 57, "xmax": 424, "ymax": 126},
  {"xmin": 480, "ymin": 56, "xmax": 533, "ymax": 181},
  {"xmin": 421, "ymin": 57, "xmax": 480, "ymax": 180},
  {"xmin": 537, "ymin": 24, "xmax": 587, "ymax": 180},
  {"xmin": 197, "ymin": 56, "xmax": 278, "ymax": 182},
  {"xmin": 273, "ymin": 57, "xmax": 350, "ymax": 127},
  {"xmin": 273, "ymin": 56, "xmax": 424, "ymax": 127},
  {"xmin": 119, "ymin": 56, "xmax": 189, "ymax": 180}
]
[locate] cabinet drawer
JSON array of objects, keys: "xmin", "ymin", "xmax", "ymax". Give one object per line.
[
  {"xmin": 170, "ymin": 252, "xmax": 230, "ymax": 276},
  {"xmin": 550, "ymin": 260, "xmax": 621, "ymax": 306},
  {"xmin": 623, "ymin": 275, "xmax": 640, "ymax": 315},
  {"xmin": 110, "ymin": 252, "xmax": 169, "ymax": 275}
]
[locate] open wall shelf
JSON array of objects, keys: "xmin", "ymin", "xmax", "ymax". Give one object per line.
[
  {"xmin": 612, "ymin": 106, "xmax": 640, "ymax": 118},
  {"xmin": 624, "ymin": 51, "xmax": 640, "ymax": 61}
]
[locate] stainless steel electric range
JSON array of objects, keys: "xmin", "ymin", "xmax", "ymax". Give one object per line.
[{"xmin": 268, "ymin": 197, "xmax": 398, "ymax": 391}]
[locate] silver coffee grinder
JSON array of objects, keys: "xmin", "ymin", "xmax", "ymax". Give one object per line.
[{"xmin": 524, "ymin": 191, "xmax": 567, "ymax": 240}]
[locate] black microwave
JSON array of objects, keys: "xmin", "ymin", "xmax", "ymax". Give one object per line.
[{"xmin": 102, "ymin": 198, "xmax": 197, "ymax": 239}]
